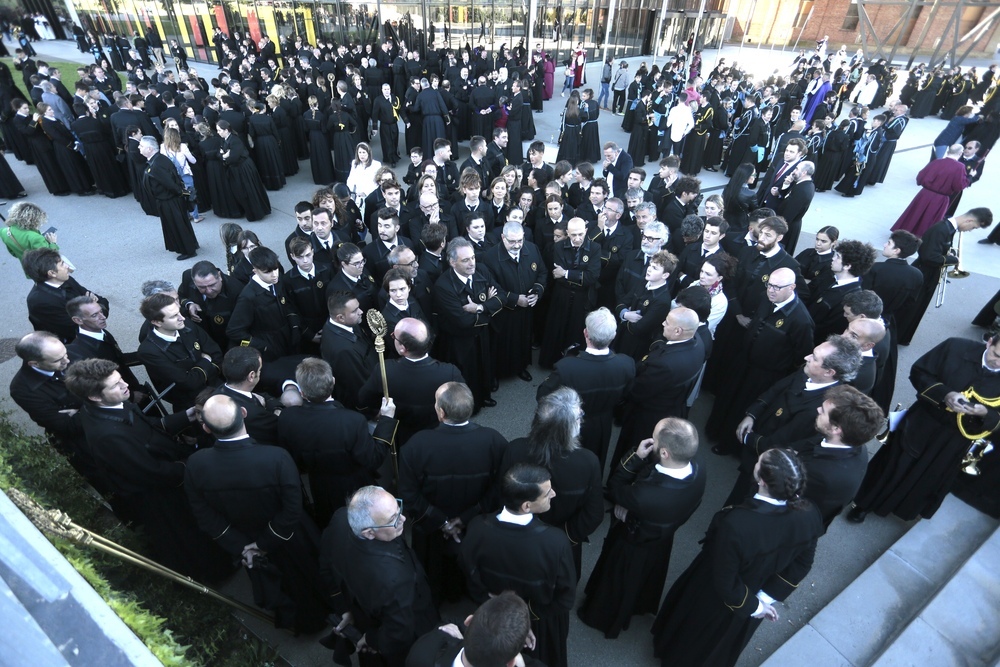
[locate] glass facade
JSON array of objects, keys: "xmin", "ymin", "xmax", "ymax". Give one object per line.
[{"xmin": 69, "ymin": 0, "xmax": 726, "ymax": 67}]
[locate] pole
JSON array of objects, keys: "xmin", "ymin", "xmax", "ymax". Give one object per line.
[
  {"xmin": 365, "ymin": 309, "xmax": 398, "ymax": 487},
  {"xmin": 602, "ymin": 0, "xmax": 617, "ymax": 65},
  {"xmin": 691, "ymin": 0, "xmax": 708, "ymax": 57},
  {"xmin": 652, "ymin": 1, "xmax": 671, "ymax": 67},
  {"xmin": 791, "ymin": 6, "xmax": 814, "ymax": 54},
  {"xmin": 738, "ymin": 0, "xmax": 758, "ymax": 61},
  {"xmin": 528, "ymin": 0, "xmax": 538, "ymax": 52}
]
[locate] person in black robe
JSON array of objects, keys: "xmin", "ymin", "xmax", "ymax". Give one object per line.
[
  {"xmin": 72, "ymin": 102, "xmax": 129, "ymax": 198},
  {"xmin": 480, "ymin": 223, "xmax": 547, "ymax": 382},
  {"xmin": 579, "ymin": 417, "xmax": 706, "ymax": 638},
  {"xmin": 627, "ymin": 91, "xmax": 653, "ymax": 168},
  {"xmin": 556, "ymin": 94, "xmax": 584, "ymax": 164},
  {"xmin": 849, "ymin": 336, "xmax": 1000, "ymax": 523},
  {"xmin": 680, "ymin": 98, "xmax": 713, "ymax": 175},
  {"xmin": 277, "ymin": 357, "xmax": 391, "ymax": 529},
  {"xmin": 410, "ymin": 81, "xmax": 449, "ymax": 161},
  {"xmin": 910, "ymin": 72, "xmax": 942, "ymax": 118},
  {"xmin": 40, "ymin": 106, "xmax": 95, "ymax": 196},
  {"xmin": 18, "ymin": 103, "xmax": 69, "ymax": 195},
  {"xmin": 0, "ymin": 147, "xmax": 24, "ymax": 197},
  {"xmin": 197, "ymin": 124, "xmax": 241, "ymax": 218},
  {"xmin": 399, "ymin": 382, "xmax": 507, "ymax": 603},
  {"xmin": 320, "ymin": 486, "xmax": 440, "ymax": 667},
  {"xmin": 302, "ymin": 100, "xmax": 334, "ymax": 185},
  {"xmin": 650, "ymin": 448, "xmax": 824, "ymax": 667},
  {"xmin": 247, "ymin": 103, "xmax": 285, "ymax": 190},
  {"xmin": 835, "ymin": 116, "xmax": 883, "ymax": 198},
  {"xmin": 267, "ymin": 95, "xmax": 298, "ymax": 177},
  {"xmin": 226, "ymin": 246, "xmax": 300, "ymax": 362},
  {"xmin": 500, "ymin": 387, "xmax": 604, "ymax": 579},
  {"xmin": 218, "ymin": 119, "xmax": 271, "ymax": 221},
  {"xmin": 64, "ymin": 358, "xmax": 233, "ymax": 583},
  {"xmin": 613, "ymin": 250, "xmax": 673, "ymax": 361},
  {"xmin": 460, "ymin": 464, "xmax": 576, "ymax": 667},
  {"xmin": 814, "ymin": 120, "xmax": 852, "ymax": 192},
  {"xmin": 724, "ymin": 98, "xmax": 761, "ymax": 177},
  {"xmin": 186, "ymin": 395, "xmax": 329, "ymax": 632},
  {"xmin": 580, "ymin": 89, "xmax": 602, "ymax": 163},
  {"xmin": 432, "ymin": 238, "xmax": 505, "ymax": 410},
  {"xmin": 611, "ymin": 308, "xmax": 707, "ymax": 465},
  {"xmin": 505, "ymin": 81, "xmax": 525, "ymax": 165},
  {"xmin": 138, "ymin": 136, "xmax": 198, "ymax": 259},
  {"xmin": 371, "ymin": 82, "xmax": 405, "ymax": 167},
  {"xmin": 327, "ymin": 100, "xmax": 357, "ymax": 183}
]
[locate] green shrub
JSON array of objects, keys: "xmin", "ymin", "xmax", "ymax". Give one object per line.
[{"xmin": 0, "ymin": 413, "xmax": 279, "ymax": 666}]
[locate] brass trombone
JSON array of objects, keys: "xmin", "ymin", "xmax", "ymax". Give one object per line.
[{"xmin": 949, "ymin": 231, "xmax": 970, "ymax": 279}]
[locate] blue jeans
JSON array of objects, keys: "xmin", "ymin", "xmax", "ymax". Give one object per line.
[
  {"xmin": 598, "ymin": 82, "xmax": 610, "ymax": 107},
  {"xmin": 562, "ymin": 76, "xmax": 573, "ymax": 94},
  {"xmin": 181, "ymin": 173, "xmax": 199, "ymax": 218},
  {"xmin": 932, "ymin": 144, "xmax": 948, "ymax": 159}
]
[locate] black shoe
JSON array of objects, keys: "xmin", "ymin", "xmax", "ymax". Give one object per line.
[
  {"xmin": 846, "ymin": 506, "xmax": 868, "ymax": 523},
  {"xmin": 704, "ymin": 166, "xmax": 718, "ymax": 172},
  {"xmin": 480, "ymin": 398, "xmax": 497, "ymax": 408},
  {"xmin": 518, "ymin": 370, "xmax": 533, "ymax": 382},
  {"xmin": 711, "ymin": 445, "xmax": 732, "ymax": 457},
  {"xmin": 177, "ymin": 252, "xmax": 197, "ymax": 261},
  {"xmin": 978, "ymin": 239, "xmax": 995, "ymax": 245},
  {"xmin": 490, "ymin": 378, "xmax": 500, "ymax": 392}
]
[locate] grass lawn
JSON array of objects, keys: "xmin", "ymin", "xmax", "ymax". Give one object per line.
[{"xmin": 1, "ymin": 58, "xmax": 124, "ymax": 105}]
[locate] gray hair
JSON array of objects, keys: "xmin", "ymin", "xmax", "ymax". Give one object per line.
[
  {"xmin": 528, "ymin": 386, "xmax": 582, "ymax": 468},
  {"xmin": 446, "ymin": 236, "xmax": 474, "ymax": 263},
  {"xmin": 635, "ymin": 202, "xmax": 658, "ymax": 218},
  {"xmin": 139, "ymin": 136, "xmax": 159, "ymax": 152},
  {"xmin": 141, "ymin": 279, "xmax": 176, "ymax": 296},
  {"xmin": 502, "ymin": 221, "xmax": 525, "ymax": 238},
  {"xmin": 585, "ymin": 307, "xmax": 618, "ymax": 348},
  {"xmin": 798, "ymin": 161, "xmax": 816, "ymax": 176},
  {"xmin": 347, "ymin": 486, "xmax": 386, "ymax": 537},
  {"xmin": 823, "ymin": 334, "xmax": 862, "ymax": 382},
  {"xmin": 625, "ymin": 187, "xmax": 644, "ymax": 201}
]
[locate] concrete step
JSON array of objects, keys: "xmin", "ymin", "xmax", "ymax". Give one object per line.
[{"xmin": 760, "ymin": 494, "xmax": 1000, "ymax": 667}]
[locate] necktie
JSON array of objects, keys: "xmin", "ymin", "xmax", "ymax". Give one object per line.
[{"xmin": 775, "ymin": 162, "xmax": 789, "ymax": 183}]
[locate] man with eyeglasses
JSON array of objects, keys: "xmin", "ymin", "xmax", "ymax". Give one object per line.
[
  {"xmin": 382, "ymin": 245, "xmax": 433, "ymax": 316},
  {"xmin": 321, "ymin": 486, "xmax": 440, "ymax": 666},
  {"xmin": 328, "ymin": 242, "xmax": 377, "ymax": 312},
  {"xmin": 705, "ymin": 266, "xmax": 815, "ymax": 457},
  {"xmin": 615, "ymin": 220, "xmax": 668, "ymax": 318},
  {"xmin": 482, "ymin": 221, "xmax": 547, "ymax": 383},
  {"xmin": 588, "ymin": 196, "xmax": 634, "ymax": 309},
  {"xmin": 410, "ymin": 191, "xmax": 459, "ymax": 241}
]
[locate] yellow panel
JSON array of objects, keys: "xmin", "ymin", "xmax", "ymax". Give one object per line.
[
  {"xmin": 259, "ymin": 5, "xmax": 279, "ymax": 41},
  {"xmin": 302, "ymin": 6, "xmax": 315, "ymax": 44},
  {"xmin": 202, "ymin": 13, "xmax": 215, "ymax": 41},
  {"xmin": 176, "ymin": 3, "xmax": 192, "ymax": 43}
]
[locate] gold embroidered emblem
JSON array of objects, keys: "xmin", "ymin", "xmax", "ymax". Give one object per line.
[
  {"xmin": 776, "ymin": 408, "xmax": 783, "ymax": 416},
  {"xmin": 193, "ymin": 342, "xmax": 201, "ymax": 350},
  {"xmin": 643, "ymin": 300, "xmax": 650, "ymax": 307},
  {"xmin": 775, "ymin": 319, "xmax": 784, "ymax": 328},
  {"xmin": 214, "ymin": 315, "xmax": 224, "ymax": 324},
  {"xmin": 280, "ymin": 297, "xmax": 286, "ymax": 304},
  {"xmin": 762, "ymin": 273, "xmax": 770, "ymax": 283},
  {"xmin": 816, "ymin": 297, "xmax": 823, "ymax": 303},
  {"xmin": 583, "ymin": 255, "xmax": 589, "ymax": 262},
  {"xmin": 531, "ymin": 262, "xmax": 537, "ymax": 271},
  {"xmin": 612, "ymin": 246, "xmax": 618, "ymax": 253},
  {"xmin": 368, "ymin": 275, "xmax": 375, "ymax": 282},
  {"xmin": 316, "ymin": 280, "xmax": 324, "ymax": 289},
  {"xmin": 478, "ymin": 292, "xmax": 486, "ymax": 302}
]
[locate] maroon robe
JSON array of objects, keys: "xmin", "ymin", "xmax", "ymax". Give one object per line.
[{"xmin": 891, "ymin": 158, "xmax": 968, "ymax": 237}]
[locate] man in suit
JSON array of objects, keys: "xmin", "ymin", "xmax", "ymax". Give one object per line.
[
  {"xmin": 657, "ymin": 176, "xmax": 700, "ymax": 241},
  {"xmin": 602, "ymin": 141, "xmax": 634, "ymax": 199},
  {"xmin": 185, "ymin": 394, "xmax": 328, "ymax": 633},
  {"xmin": 432, "ymin": 238, "xmax": 504, "ymax": 411},
  {"xmin": 406, "ymin": 592, "xmax": 543, "ymax": 667},
  {"xmin": 706, "ymin": 267, "xmax": 815, "ymax": 455},
  {"xmin": 776, "ymin": 160, "xmax": 816, "ymax": 255},
  {"xmin": 177, "ymin": 261, "xmax": 243, "ymax": 353},
  {"xmin": 320, "ymin": 291, "xmax": 376, "ymax": 412},
  {"xmin": 757, "ymin": 137, "xmax": 806, "ymax": 210},
  {"xmin": 843, "ymin": 315, "xmax": 886, "ymax": 395},
  {"xmin": 574, "ymin": 178, "xmax": 610, "ymax": 225},
  {"xmin": 723, "ymin": 334, "xmax": 862, "ymax": 507},
  {"xmin": 902, "ymin": 208, "xmax": 993, "ymax": 345},
  {"xmin": 65, "ymin": 295, "xmax": 142, "ymax": 391},
  {"xmin": 588, "ymin": 197, "xmax": 634, "ymax": 308},
  {"xmin": 363, "ymin": 208, "xmax": 412, "ymax": 285},
  {"xmin": 9, "ymin": 331, "xmax": 102, "ymax": 487},
  {"xmin": 278, "ymin": 358, "xmax": 391, "ymax": 527},
  {"xmin": 611, "ymin": 307, "xmax": 706, "ymax": 465},
  {"xmin": 137, "ymin": 292, "xmax": 223, "ymax": 411},
  {"xmin": 806, "ymin": 239, "xmax": 877, "ymax": 344},
  {"xmin": 486, "ymin": 127, "xmax": 509, "ymax": 182},
  {"xmin": 23, "ymin": 249, "xmax": 108, "ymax": 344},
  {"xmin": 481, "ymin": 221, "xmax": 547, "ymax": 383},
  {"xmin": 212, "ymin": 346, "xmax": 282, "ymax": 445},
  {"xmin": 398, "ymin": 382, "xmax": 507, "ymax": 603},
  {"xmin": 537, "ymin": 307, "xmax": 635, "ymax": 472}
]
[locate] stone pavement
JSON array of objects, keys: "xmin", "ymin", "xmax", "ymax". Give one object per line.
[{"xmin": 1, "ymin": 38, "xmax": 998, "ymax": 667}]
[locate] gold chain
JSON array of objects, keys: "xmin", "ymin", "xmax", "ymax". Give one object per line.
[{"xmin": 956, "ymin": 388, "xmax": 1000, "ymax": 440}]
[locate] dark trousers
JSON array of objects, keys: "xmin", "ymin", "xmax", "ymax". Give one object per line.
[{"xmin": 612, "ymin": 89, "xmax": 626, "ymax": 113}]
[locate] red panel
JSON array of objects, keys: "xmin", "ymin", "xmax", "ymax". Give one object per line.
[
  {"xmin": 188, "ymin": 15, "xmax": 204, "ymax": 45},
  {"xmin": 214, "ymin": 5, "xmax": 229, "ymax": 34},
  {"xmin": 247, "ymin": 11, "xmax": 261, "ymax": 44}
]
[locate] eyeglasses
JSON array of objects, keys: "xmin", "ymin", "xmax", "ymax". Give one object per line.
[
  {"xmin": 766, "ymin": 282, "xmax": 794, "ymax": 291},
  {"xmin": 641, "ymin": 235, "xmax": 664, "ymax": 243},
  {"xmin": 396, "ymin": 258, "xmax": 419, "ymax": 268},
  {"xmin": 347, "ymin": 258, "xmax": 366, "ymax": 267},
  {"xmin": 365, "ymin": 498, "xmax": 404, "ymax": 530}
]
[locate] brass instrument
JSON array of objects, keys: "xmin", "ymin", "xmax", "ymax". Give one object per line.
[
  {"xmin": 961, "ymin": 438, "xmax": 993, "ymax": 476},
  {"xmin": 948, "ymin": 231, "xmax": 970, "ymax": 279},
  {"xmin": 366, "ymin": 309, "xmax": 398, "ymax": 487},
  {"xmin": 934, "ymin": 263, "xmax": 948, "ymax": 308}
]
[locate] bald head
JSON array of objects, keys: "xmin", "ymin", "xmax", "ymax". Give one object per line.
[
  {"xmin": 846, "ymin": 317, "xmax": 886, "ymax": 351},
  {"xmin": 201, "ymin": 394, "xmax": 247, "ymax": 439},
  {"xmin": 393, "ymin": 317, "xmax": 432, "ymax": 357},
  {"xmin": 419, "ymin": 191, "xmax": 438, "ymax": 208},
  {"xmin": 946, "ymin": 144, "xmax": 963, "ymax": 158},
  {"xmin": 663, "ymin": 307, "xmax": 699, "ymax": 342},
  {"xmin": 770, "ymin": 267, "xmax": 796, "ymax": 286}
]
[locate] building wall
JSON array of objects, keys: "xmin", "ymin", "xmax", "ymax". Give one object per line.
[{"xmin": 727, "ymin": 0, "xmax": 998, "ymax": 59}]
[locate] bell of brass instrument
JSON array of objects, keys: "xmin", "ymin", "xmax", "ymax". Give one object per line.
[
  {"xmin": 961, "ymin": 438, "xmax": 991, "ymax": 476},
  {"xmin": 949, "ymin": 231, "xmax": 970, "ymax": 279}
]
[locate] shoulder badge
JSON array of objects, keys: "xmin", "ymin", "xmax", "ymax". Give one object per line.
[
  {"xmin": 478, "ymin": 292, "xmax": 487, "ymax": 302},
  {"xmin": 775, "ymin": 408, "xmax": 783, "ymax": 416},
  {"xmin": 213, "ymin": 315, "xmax": 224, "ymax": 325},
  {"xmin": 193, "ymin": 341, "xmax": 201, "ymax": 351},
  {"xmin": 280, "ymin": 296, "xmax": 286, "ymax": 304},
  {"xmin": 761, "ymin": 273, "xmax": 770, "ymax": 283},
  {"xmin": 775, "ymin": 319, "xmax": 784, "ymax": 328},
  {"xmin": 612, "ymin": 245, "xmax": 618, "ymax": 253},
  {"xmin": 582, "ymin": 254, "xmax": 589, "ymax": 262},
  {"xmin": 643, "ymin": 299, "xmax": 650, "ymax": 307},
  {"xmin": 316, "ymin": 280, "xmax": 324, "ymax": 289},
  {"xmin": 531, "ymin": 262, "xmax": 538, "ymax": 271}
]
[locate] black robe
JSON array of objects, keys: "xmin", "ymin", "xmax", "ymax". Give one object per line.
[
  {"xmin": 460, "ymin": 514, "xmax": 576, "ymax": 667},
  {"xmin": 651, "ymin": 499, "xmax": 823, "ymax": 667},
  {"xmin": 303, "ymin": 108, "xmax": 335, "ymax": 184},
  {"xmin": 72, "ymin": 115, "xmax": 129, "ymax": 198},
  {"xmin": 579, "ymin": 452, "xmax": 706, "ymax": 638},
  {"xmin": 17, "ymin": 114, "xmax": 69, "ymax": 195},
  {"xmin": 505, "ymin": 92, "xmax": 525, "ymax": 164},
  {"xmin": 327, "ymin": 110, "xmax": 357, "ymax": 182},
  {"xmin": 247, "ymin": 113, "xmax": 286, "ymax": 190},
  {"xmin": 854, "ymin": 337, "xmax": 1000, "ymax": 520},
  {"xmin": 41, "ymin": 116, "xmax": 94, "ymax": 194},
  {"xmin": 221, "ymin": 133, "xmax": 271, "ymax": 221},
  {"xmin": 184, "ymin": 437, "xmax": 328, "ymax": 632},
  {"xmin": 226, "ymin": 278, "xmax": 301, "ymax": 361},
  {"xmin": 143, "ymin": 152, "xmax": 198, "ymax": 255},
  {"xmin": 136, "ymin": 323, "xmax": 222, "ymax": 411},
  {"xmin": 538, "ymin": 239, "xmax": 601, "ymax": 368},
  {"xmin": 480, "ymin": 241, "xmax": 547, "ymax": 378}
]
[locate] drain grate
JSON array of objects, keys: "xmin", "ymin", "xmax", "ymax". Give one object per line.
[{"xmin": 0, "ymin": 338, "xmax": 18, "ymax": 365}]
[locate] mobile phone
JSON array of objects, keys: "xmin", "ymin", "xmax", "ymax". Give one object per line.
[{"xmin": 43, "ymin": 226, "xmax": 57, "ymax": 235}]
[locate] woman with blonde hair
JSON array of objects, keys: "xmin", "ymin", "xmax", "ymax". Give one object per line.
[
  {"xmin": 2, "ymin": 202, "xmax": 57, "ymax": 262},
  {"xmin": 500, "ymin": 163, "xmax": 522, "ymax": 191},
  {"xmin": 161, "ymin": 126, "xmax": 203, "ymax": 223},
  {"xmin": 486, "ymin": 176, "xmax": 511, "ymax": 224}
]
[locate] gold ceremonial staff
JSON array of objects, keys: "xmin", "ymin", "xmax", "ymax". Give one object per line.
[
  {"xmin": 366, "ymin": 309, "xmax": 398, "ymax": 488},
  {"xmin": 6, "ymin": 488, "xmax": 275, "ymax": 625}
]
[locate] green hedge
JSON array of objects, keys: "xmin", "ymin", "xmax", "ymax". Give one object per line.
[{"xmin": 0, "ymin": 413, "xmax": 281, "ymax": 666}]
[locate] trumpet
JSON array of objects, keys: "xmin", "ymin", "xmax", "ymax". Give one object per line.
[
  {"xmin": 949, "ymin": 230, "xmax": 970, "ymax": 279},
  {"xmin": 961, "ymin": 438, "xmax": 993, "ymax": 476}
]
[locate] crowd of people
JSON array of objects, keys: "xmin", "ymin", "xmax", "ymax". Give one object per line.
[{"xmin": 4, "ymin": 25, "xmax": 1000, "ymax": 667}]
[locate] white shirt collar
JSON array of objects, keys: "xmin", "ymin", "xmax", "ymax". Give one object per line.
[
  {"xmin": 753, "ymin": 493, "xmax": 787, "ymax": 506},
  {"xmin": 341, "ymin": 270, "xmax": 360, "ymax": 284},
  {"xmin": 252, "ymin": 274, "xmax": 274, "ymax": 290},
  {"xmin": 656, "ymin": 462, "xmax": 693, "ymax": 479},
  {"xmin": 773, "ymin": 294, "xmax": 796, "ymax": 310},
  {"xmin": 327, "ymin": 319, "xmax": 355, "ymax": 334},
  {"xmin": 497, "ymin": 507, "xmax": 533, "ymax": 525},
  {"xmin": 586, "ymin": 347, "xmax": 610, "ymax": 356},
  {"xmin": 297, "ymin": 266, "xmax": 315, "ymax": 280},
  {"xmin": 224, "ymin": 384, "xmax": 253, "ymax": 398},
  {"xmin": 389, "ymin": 300, "xmax": 409, "ymax": 311},
  {"xmin": 153, "ymin": 328, "xmax": 180, "ymax": 342},
  {"xmin": 404, "ymin": 354, "xmax": 430, "ymax": 362},
  {"xmin": 805, "ymin": 378, "xmax": 838, "ymax": 391},
  {"xmin": 819, "ymin": 438, "xmax": 852, "ymax": 450},
  {"xmin": 834, "ymin": 275, "xmax": 860, "ymax": 287},
  {"xmin": 77, "ymin": 328, "xmax": 106, "ymax": 341},
  {"xmin": 982, "ymin": 350, "xmax": 1000, "ymax": 372},
  {"xmin": 451, "ymin": 649, "xmax": 465, "ymax": 667}
]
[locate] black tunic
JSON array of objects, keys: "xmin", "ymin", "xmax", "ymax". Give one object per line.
[
  {"xmin": 651, "ymin": 499, "xmax": 823, "ymax": 667},
  {"xmin": 136, "ymin": 324, "xmax": 222, "ymax": 411},
  {"xmin": 538, "ymin": 239, "xmax": 601, "ymax": 368},
  {"xmin": 26, "ymin": 278, "xmax": 108, "ymax": 343},
  {"xmin": 480, "ymin": 241, "xmax": 547, "ymax": 378},
  {"xmin": 247, "ymin": 113, "xmax": 286, "ymax": 190},
  {"xmin": 222, "ymin": 133, "xmax": 271, "ymax": 221},
  {"xmin": 143, "ymin": 152, "xmax": 198, "ymax": 255},
  {"xmin": 18, "ymin": 114, "xmax": 69, "ymax": 195},
  {"xmin": 460, "ymin": 514, "xmax": 576, "ymax": 667},
  {"xmin": 854, "ymin": 337, "xmax": 1000, "ymax": 520},
  {"xmin": 327, "ymin": 110, "xmax": 357, "ymax": 182},
  {"xmin": 41, "ymin": 116, "xmax": 94, "ymax": 194},
  {"xmin": 71, "ymin": 115, "xmax": 128, "ymax": 197},
  {"xmin": 579, "ymin": 452, "xmax": 706, "ymax": 638},
  {"xmin": 184, "ymin": 437, "xmax": 328, "ymax": 632},
  {"xmin": 303, "ymin": 108, "xmax": 335, "ymax": 184}
]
